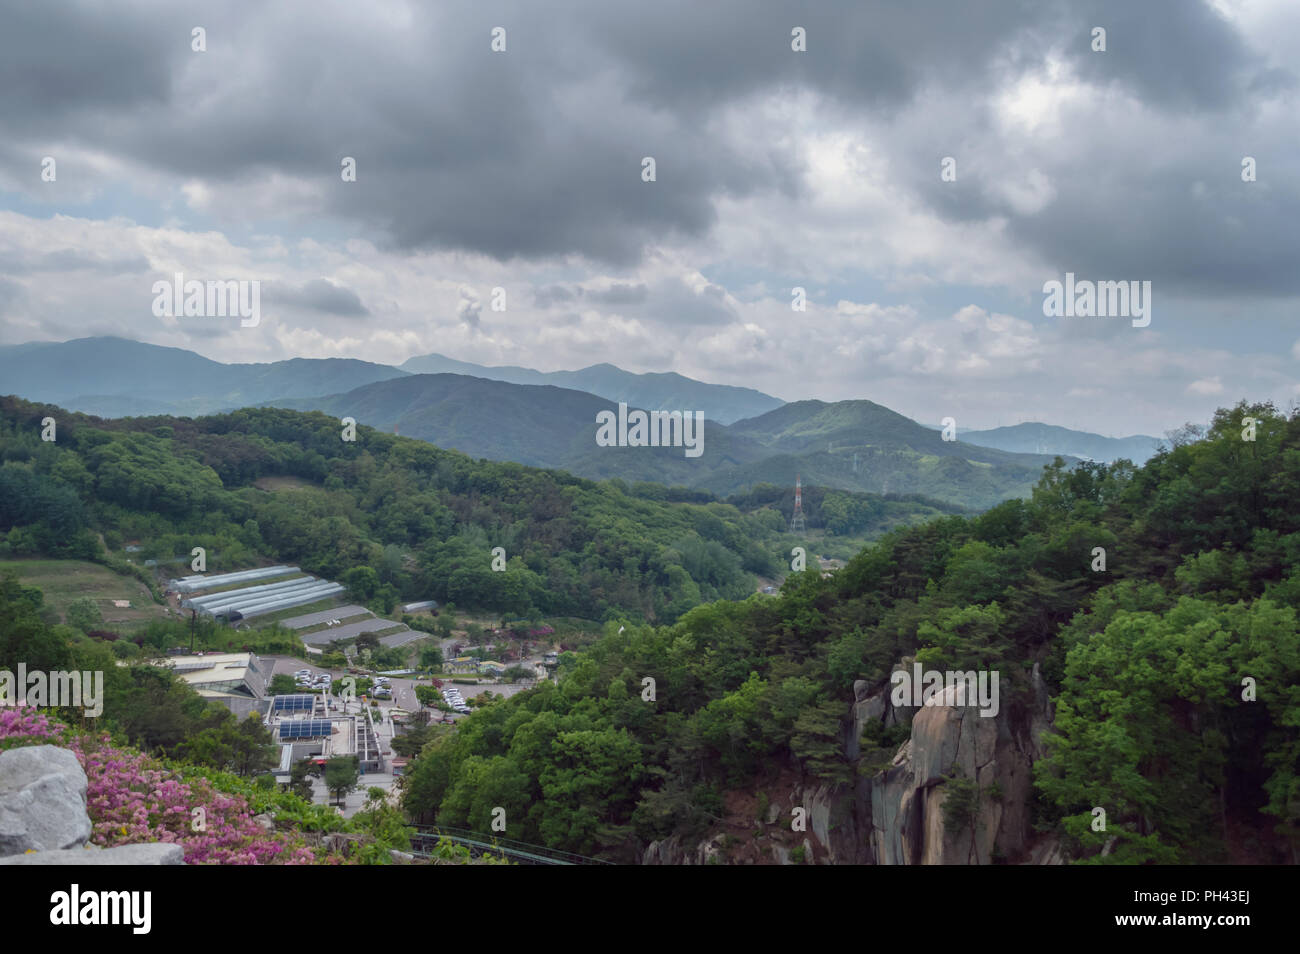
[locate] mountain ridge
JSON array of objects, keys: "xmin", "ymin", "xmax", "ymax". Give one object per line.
[
  {"xmin": 401, "ymin": 350, "xmax": 783, "ymax": 424},
  {"xmin": 958, "ymin": 421, "xmax": 1163, "ymax": 464},
  {"xmin": 0, "ymin": 337, "xmax": 784, "ymax": 426},
  {"xmin": 272, "ymin": 374, "xmax": 1061, "ymax": 509}
]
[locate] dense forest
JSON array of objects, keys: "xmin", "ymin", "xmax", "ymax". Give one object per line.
[
  {"xmin": 0, "ymin": 397, "xmax": 952, "ymax": 625},
  {"xmin": 400, "ymin": 402, "xmax": 1300, "ymax": 864}
]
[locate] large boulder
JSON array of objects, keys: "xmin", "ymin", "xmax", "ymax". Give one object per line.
[{"xmin": 0, "ymin": 745, "xmax": 92, "ymax": 856}]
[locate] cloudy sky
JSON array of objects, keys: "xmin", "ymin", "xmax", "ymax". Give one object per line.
[{"xmin": 0, "ymin": 0, "xmax": 1296, "ymax": 435}]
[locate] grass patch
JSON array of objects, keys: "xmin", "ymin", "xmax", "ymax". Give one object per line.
[{"xmin": 0, "ymin": 558, "xmax": 167, "ymax": 629}]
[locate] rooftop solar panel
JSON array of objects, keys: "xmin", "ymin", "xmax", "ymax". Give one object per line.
[
  {"xmin": 277, "ymin": 719, "xmax": 333, "ymax": 740},
  {"xmin": 271, "ymin": 695, "xmax": 316, "ymax": 713}
]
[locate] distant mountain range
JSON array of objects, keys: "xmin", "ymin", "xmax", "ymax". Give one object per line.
[
  {"xmin": 400, "ymin": 351, "xmax": 782, "ymax": 424},
  {"xmin": 0, "ymin": 337, "xmax": 780, "ymax": 425},
  {"xmin": 0, "ymin": 336, "xmax": 1164, "ymax": 508},
  {"xmin": 958, "ymin": 422, "xmax": 1163, "ymax": 465},
  {"xmin": 0, "ymin": 337, "xmax": 406, "ymax": 418},
  {"xmin": 273, "ymin": 379, "xmax": 1060, "ymax": 509}
]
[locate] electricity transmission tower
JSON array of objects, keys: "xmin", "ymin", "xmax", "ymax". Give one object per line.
[{"xmin": 789, "ymin": 474, "xmax": 807, "ymax": 533}]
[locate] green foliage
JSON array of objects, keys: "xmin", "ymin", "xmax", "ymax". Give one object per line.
[
  {"xmin": 324, "ymin": 755, "xmax": 361, "ymax": 806},
  {"xmin": 286, "ymin": 758, "xmax": 316, "ymax": 800},
  {"xmin": 351, "ymin": 788, "xmax": 413, "ymax": 862},
  {"xmin": 941, "ymin": 775, "xmax": 980, "ymax": 834},
  {"xmin": 173, "ymin": 711, "xmax": 279, "ymax": 777},
  {"xmin": 858, "ymin": 720, "xmax": 910, "ymax": 777},
  {"xmin": 64, "ymin": 596, "xmax": 103, "ymax": 633},
  {"xmin": 413, "ymin": 684, "xmax": 440, "ymax": 707},
  {"xmin": 268, "ymin": 673, "xmax": 298, "ymax": 696}
]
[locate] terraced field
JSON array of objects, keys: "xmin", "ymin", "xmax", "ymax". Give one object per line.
[{"xmin": 0, "ymin": 559, "xmax": 168, "ymax": 629}]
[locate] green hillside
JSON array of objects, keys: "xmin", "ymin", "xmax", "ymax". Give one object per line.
[
  {"xmin": 272, "ymin": 377, "xmax": 1055, "ymax": 509},
  {"xmin": 400, "ymin": 400, "xmax": 1300, "ymax": 864},
  {"xmin": 0, "ymin": 396, "xmax": 946, "ymax": 627}
]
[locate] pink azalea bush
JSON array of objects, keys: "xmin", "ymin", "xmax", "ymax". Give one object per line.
[
  {"xmin": 2, "ymin": 705, "xmax": 322, "ymax": 865},
  {"xmin": 0, "ymin": 705, "xmax": 57, "ymax": 742}
]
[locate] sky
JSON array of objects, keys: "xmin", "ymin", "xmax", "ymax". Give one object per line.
[{"xmin": 0, "ymin": 0, "xmax": 1296, "ymax": 436}]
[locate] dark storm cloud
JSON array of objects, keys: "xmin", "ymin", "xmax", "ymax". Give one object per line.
[
  {"xmin": 0, "ymin": 1, "xmax": 177, "ymax": 122},
  {"xmin": 1062, "ymin": 0, "xmax": 1294, "ymax": 111},
  {"xmin": 262, "ymin": 278, "xmax": 369, "ymax": 317},
  {"xmin": 0, "ymin": 0, "xmax": 1293, "ymax": 294},
  {"xmin": 1013, "ymin": 171, "xmax": 1300, "ymax": 297}
]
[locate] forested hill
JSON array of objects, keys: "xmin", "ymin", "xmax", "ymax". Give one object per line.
[
  {"xmin": 0, "ymin": 396, "xmax": 955, "ymax": 625},
  {"xmin": 401, "ymin": 401, "xmax": 1300, "ymax": 864},
  {"xmin": 271, "ymin": 377, "xmax": 1059, "ymax": 509},
  {"xmin": 400, "ymin": 352, "xmax": 783, "ymax": 425}
]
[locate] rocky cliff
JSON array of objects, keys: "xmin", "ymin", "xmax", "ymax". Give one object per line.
[
  {"xmin": 643, "ymin": 659, "xmax": 1060, "ymax": 865},
  {"xmin": 863, "ymin": 662, "xmax": 1056, "ymax": 865}
]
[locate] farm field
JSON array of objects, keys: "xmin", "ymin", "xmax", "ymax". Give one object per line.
[{"xmin": 0, "ymin": 558, "xmax": 167, "ymax": 629}]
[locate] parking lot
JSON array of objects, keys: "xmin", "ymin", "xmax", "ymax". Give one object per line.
[{"xmin": 266, "ymin": 656, "xmax": 544, "ymax": 738}]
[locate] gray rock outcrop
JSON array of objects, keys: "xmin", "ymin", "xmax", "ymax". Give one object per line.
[
  {"xmin": 868, "ymin": 663, "xmax": 1054, "ymax": 864},
  {"xmin": 0, "ymin": 745, "xmax": 92, "ymax": 855}
]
